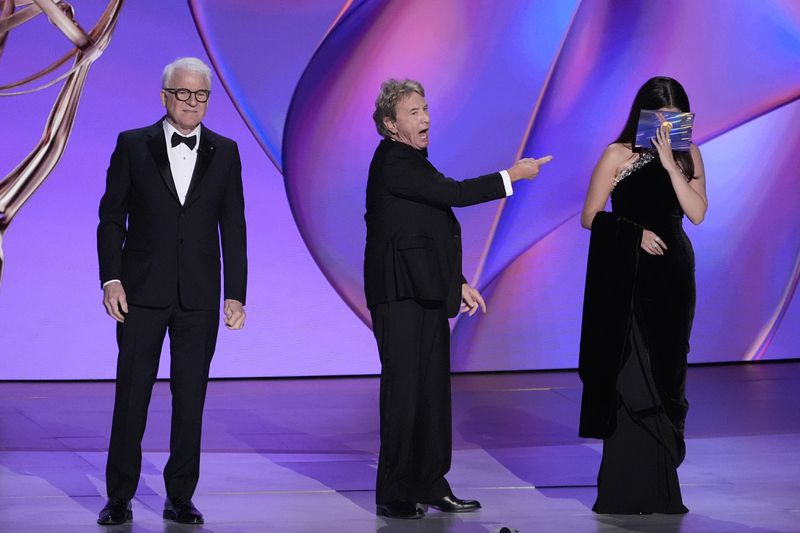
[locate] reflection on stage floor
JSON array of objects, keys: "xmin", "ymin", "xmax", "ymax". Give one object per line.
[{"xmin": 1, "ymin": 361, "xmax": 798, "ymax": 532}]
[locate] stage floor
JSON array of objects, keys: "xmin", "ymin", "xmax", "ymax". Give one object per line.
[{"xmin": 1, "ymin": 362, "xmax": 799, "ymax": 532}]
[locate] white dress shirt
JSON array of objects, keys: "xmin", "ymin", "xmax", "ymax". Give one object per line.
[
  {"xmin": 163, "ymin": 119, "xmax": 201, "ymax": 205},
  {"xmin": 499, "ymin": 170, "xmax": 513, "ymax": 197}
]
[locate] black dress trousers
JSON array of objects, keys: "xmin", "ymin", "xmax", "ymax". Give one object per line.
[
  {"xmin": 105, "ymin": 294, "xmax": 218, "ymax": 502},
  {"xmin": 370, "ymin": 298, "xmax": 453, "ymax": 504}
]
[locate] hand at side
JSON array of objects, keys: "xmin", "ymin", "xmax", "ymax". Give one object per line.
[
  {"xmin": 103, "ymin": 281, "xmax": 128, "ymax": 323},
  {"xmin": 224, "ymin": 299, "xmax": 246, "ymax": 330},
  {"xmin": 460, "ymin": 283, "xmax": 487, "ymax": 317}
]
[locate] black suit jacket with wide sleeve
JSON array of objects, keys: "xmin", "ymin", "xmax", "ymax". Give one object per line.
[
  {"xmin": 364, "ymin": 139, "xmax": 506, "ymax": 318},
  {"xmin": 97, "ymin": 120, "xmax": 247, "ymax": 310}
]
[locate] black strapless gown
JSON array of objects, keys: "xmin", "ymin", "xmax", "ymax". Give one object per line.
[{"xmin": 593, "ymin": 152, "xmax": 694, "ymax": 514}]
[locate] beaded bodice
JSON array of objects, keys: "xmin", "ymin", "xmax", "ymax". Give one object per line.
[{"xmin": 610, "ymin": 152, "xmax": 684, "ymax": 235}]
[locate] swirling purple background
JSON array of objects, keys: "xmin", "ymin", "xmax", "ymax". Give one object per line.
[{"xmin": 0, "ymin": 1, "xmax": 797, "ymax": 379}]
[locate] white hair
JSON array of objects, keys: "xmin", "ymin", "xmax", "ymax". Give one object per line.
[{"xmin": 161, "ymin": 57, "xmax": 212, "ymax": 88}]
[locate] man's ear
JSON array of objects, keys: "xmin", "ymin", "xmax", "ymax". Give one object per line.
[
  {"xmin": 160, "ymin": 90, "xmax": 167, "ymax": 107},
  {"xmin": 383, "ymin": 116, "xmax": 397, "ymax": 135}
]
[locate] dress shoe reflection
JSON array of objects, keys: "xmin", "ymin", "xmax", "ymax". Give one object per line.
[
  {"xmin": 377, "ymin": 516, "xmax": 490, "ymax": 532},
  {"xmin": 163, "ymin": 497, "xmax": 204, "ymax": 524},
  {"xmin": 97, "ymin": 498, "xmax": 131, "ymax": 525},
  {"xmin": 377, "ymin": 501, "xmax": 424, "ymax": 519}
]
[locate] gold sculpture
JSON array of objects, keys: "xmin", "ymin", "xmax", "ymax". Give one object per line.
[{"xmin": 0, "ymin": 0, "xmax": 124, "ymax": 284}]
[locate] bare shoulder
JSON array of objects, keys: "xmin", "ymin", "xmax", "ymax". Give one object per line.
[
  {"xmin": 603, "ymin": 142, "xmax": 634, "ymax": 164},
  {"xmin": 606, "ymin": 142, "xmax": 632, "ymax": 154},
  {"xmin": 601, "ymin": 142, "xmax": 638, "ymax": 177}
]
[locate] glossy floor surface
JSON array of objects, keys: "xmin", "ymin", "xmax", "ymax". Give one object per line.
[{"xmin": 1, "ymin": 362, "xmax": 799, "ymax": 532}]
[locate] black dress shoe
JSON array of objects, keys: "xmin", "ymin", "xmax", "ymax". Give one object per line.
[
  {"xmin": 163, "ymin": 497, "xmax": 204, "ymax": 524},
  {"xmin": 421, "ymin": 494, "xmax": 481, "ymax": 513},
  {"xmin": 376, "ymin": 501, "xmax": 424, "ymax": 519},
  {"xmin": 97, "ymin": 498, "xmax": 132, "ymax": 525}
]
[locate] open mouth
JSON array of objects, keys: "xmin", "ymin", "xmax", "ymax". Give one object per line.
[{"xmin": 419, "ymin": 128, "xmax": 429, "ymax": 138}]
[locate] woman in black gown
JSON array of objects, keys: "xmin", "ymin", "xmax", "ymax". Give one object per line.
[{"xmin": 578, "ymin": 77, "xmax": 708, "ymax": 514}]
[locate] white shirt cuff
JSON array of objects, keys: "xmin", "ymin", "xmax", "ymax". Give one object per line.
[
  {"xmin": 499, "ymin": 170, "xmax": 514, "ymax": 197},
  {"xmin": 102, "ymin": 279, "xmax": 121, "ymax": 288}
]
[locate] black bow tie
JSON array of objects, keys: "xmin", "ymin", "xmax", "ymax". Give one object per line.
[{"xmin": 171, "ymin": 132, "xmax": 197, "ymax": 150}]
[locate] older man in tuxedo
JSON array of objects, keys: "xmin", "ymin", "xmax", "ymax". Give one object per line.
[
  {"xmin": 96, "ymin": 57, "xmax": 247, "ymax": 525},
  {"xmin": 364, "ymin": 79, "xmax": 551, "ymax": 519}
]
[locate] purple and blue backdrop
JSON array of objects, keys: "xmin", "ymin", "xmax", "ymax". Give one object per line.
[{"xmin": 1, "ymin": 0, "xmax": 798, "ymax": 379}]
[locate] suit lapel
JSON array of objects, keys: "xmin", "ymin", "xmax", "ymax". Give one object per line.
[
  {"xmin": 184, "ymin": 125, "xmax": 216, "ymax": 207},
  {"xmin": 146, "ymin": 121, "xmax": 180, "ymax": 204}
]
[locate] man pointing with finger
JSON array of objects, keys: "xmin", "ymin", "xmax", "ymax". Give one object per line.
[
  {"xmin": 96, "ymin": 57, "xmax": 247, "ymax": 526},
  {"xmin": 364, "ymin": 79, "xmax": 551, "ymax": 519}
]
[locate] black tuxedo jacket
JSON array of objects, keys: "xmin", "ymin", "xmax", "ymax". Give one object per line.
[
  {"xmin": 97, "ymin": 119, "xmax": 247, "ymax": 310},
  {"xmin": 364, "ymin": 139, "xmax": 506, "ymax": 318}
]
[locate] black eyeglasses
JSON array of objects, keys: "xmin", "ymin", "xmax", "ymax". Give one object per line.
[{"xmin": 163, "ymin": 88, "xmax": 211, "ymax": 103}]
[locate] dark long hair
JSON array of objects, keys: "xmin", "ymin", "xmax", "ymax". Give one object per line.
[{"xmin": 615, "ymin": 76, "xmax": 696, "ymax": 179}]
